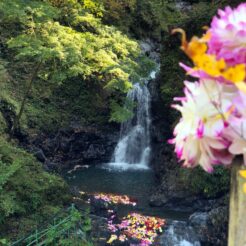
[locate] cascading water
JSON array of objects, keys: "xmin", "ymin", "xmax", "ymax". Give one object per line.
[{"xmin": 106, "ymin": 70, "xmax": 157, "ymax": 171}]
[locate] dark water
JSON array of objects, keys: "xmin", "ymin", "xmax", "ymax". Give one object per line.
[{"xmin": 64, "ymin": 165, "xmax": 191, "ymax": 221}]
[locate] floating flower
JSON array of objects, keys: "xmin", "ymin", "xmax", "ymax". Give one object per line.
[
  {"xmin": 94, "ymin": 193, "xmax": 137, "ymax": 206},
  {"xmin": 208, "ymin": 3, "xmax": 246, "ymax": 66},
  {"xmin": 107, "ymin": 235, "xmax": 118, "ymax": 244},
  {"xmin": 119, "ymin": 234, "xmax": 127, "ymax": 242},
  {"xmin": 169, "ymin": 79, "xmax": 234, "ymax": 172},
  {"xmin": 107, "ymin": 213, "xmax": 165, "ymax": 245}
]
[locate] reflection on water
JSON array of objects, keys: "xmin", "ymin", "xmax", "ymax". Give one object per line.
[{"xmin": 64, "ymin": 165, "xmax": 191, "ymax": 220}]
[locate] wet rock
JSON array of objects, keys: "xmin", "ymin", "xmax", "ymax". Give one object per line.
[
  {"xmin": 175, "ymin": 1, "xmax": 192, "ymax": 11},
  {"xmin": 140, "ymin": 41, "xmax": 152, "ymax": 53},
  {"xmin": 90, "ymin": 197, "xmax": 118, "ymax": 218},
  {"xmin": 189, "ymin": 212, "xmax": 210, "ymax": 243},
  {"xmin": 189, "ymin": 206, "xmax": 228, "ymax": 246},
  {"xmin": 59, "ymin": 138, "xmax": 71, "ymax": 153},
  {"xmin": 150, "ymin": 190, "xmax": 228, "ymax": 216},
  {"xmin": 90, "ymin": 215, "xmax": 111, "ymax": 246},
  {"xmin": 140, "ymin": 39, "xmax": 160, "ymax": 63},
  {"xmin": 83, "ymin": 144, "xmax": 106, "ymax": 160},
  {"xmin": 156, "ymin": 221, "xmax": 200, "ymax": 246},
  {"xmin": 27, "ymin": 123, "xmax": 119, "ymax": 171},
  {"xmin": 45, "ymin": 160, "xmax": 59, "ymax": 171},
  {"xmin": 149, "ymin": 194, "xmax": 169, "ymax": 207},
  {"xmin": 67, "ymin": 164, "xmax": 89, "ymax": 174},
  {"xmin": 33, "ymin": 148, "xmax": 46, "ymax": 163}
]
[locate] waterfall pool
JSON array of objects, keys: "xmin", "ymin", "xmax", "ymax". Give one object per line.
[{"xmin": 64, "ymin": 164, "xmax": 191, "ymax": 221}]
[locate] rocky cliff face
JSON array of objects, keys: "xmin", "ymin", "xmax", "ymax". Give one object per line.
[{"xmin": 26, "ymin": 123, "xmax": 119, "ymax": 171}]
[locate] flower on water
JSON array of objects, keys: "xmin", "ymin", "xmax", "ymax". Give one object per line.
[
  {"xmin": 169, "ymin": 79, "xmax": 234, "ymax": 172},
  {"xmin": 107, "ymin": 212, "xmax": 165, "ymax": 245},
  {"xmin": 208, "ymin": 3, "xmax": 246, "ymax": 67},
  {"xmin": 119, "ymin": 234, "xmax": 127, "ymax": 242},
  {"xmin": 94, "ymin": 193, "xmax": 137, "ymax": 206},
  {"xmin": 107, "ymin": 235, "xmax": 118, "ymax": 244}
]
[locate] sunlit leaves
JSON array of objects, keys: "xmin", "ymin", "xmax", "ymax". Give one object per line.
[
  {"xmin": 6, "ymin": 0, "xmax": 141, "ymax": 92},
  {"xmin": 8, "ymin": 18, "xmax": 140, "ymax": 91},
  {"xmin": 1, "ymin": 0, "xmax": 154, "ymax": 125},
  {"xmin": 110, "ymin": 99, "xmax": 135, "ymax": 123}
]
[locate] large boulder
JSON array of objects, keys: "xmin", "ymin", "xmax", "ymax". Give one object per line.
[
  {"xmin": 189, "ymin": 206, "xmax": 228, "ymax": 246},
  {"xmin": 156, "ymin": 220, "xmax": 200, "ymax": 246}
]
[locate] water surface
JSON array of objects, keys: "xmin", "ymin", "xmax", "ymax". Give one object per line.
[{"xmin": 65, "ymin": 165, "xmax": 191, "ymax": 220}]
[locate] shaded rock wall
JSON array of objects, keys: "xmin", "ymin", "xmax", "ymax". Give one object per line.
[{"xmin": 27, "ymin": 123, "xmax": 119, "ymax": 171}]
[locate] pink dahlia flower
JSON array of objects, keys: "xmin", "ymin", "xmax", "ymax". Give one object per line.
[
  {"xmin": 208, "ymin": 3, "xmax": 246, "ymax": 66},
  {"xmin": 224, "ymin": 92, "xmax": 246, "ymax": 164},
  {"xmin": 170, "ymin": 79, "xmax": 235, "ymax": 172}
]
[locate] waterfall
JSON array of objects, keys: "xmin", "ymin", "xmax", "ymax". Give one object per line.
[{"xmin": 106, "ymin": 70, "xmax": 157, "ymax": 171}]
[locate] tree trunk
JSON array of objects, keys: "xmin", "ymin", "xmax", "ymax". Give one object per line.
[
  {"xmin": 10, "ymin": 61, "xmax": 42, "ymax": 137},
  {"xmin": 228, "ymin": 158, "xmax": 246, "ymax": 246}
]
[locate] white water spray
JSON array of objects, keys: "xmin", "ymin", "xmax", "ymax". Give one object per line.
[{"xmin": 106, "ymin": 70, "xmax": 157, "ymax": 171}]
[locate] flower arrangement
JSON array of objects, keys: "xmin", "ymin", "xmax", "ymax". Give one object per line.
[{"xmin": 170, "ymin": 3, "xmax": 246, "ymax": 177}]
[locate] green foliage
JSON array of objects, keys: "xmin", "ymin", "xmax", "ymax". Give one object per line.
[
  {"xmin": 5, "ymin": 0, "xmax": 140, "ymax": 90},
  {"xmin": 157, "ymin": 0, "xmax": 223, "ymax": 128},
  {"xmin": 180, "ymin": 166, "xmax": 230, "ymax": 198},
  {"xmin": 43, "ymin": 207, "xmax": 92, "ymax": 245},
  {"xmin": 9, "ymin": 20, "xmax": 139, "ymax": 87},
  {"xmin": 47, "ymin": 0, "xmax": 104, "ymax": 20},
  {"xmin": 0, "ymin": 238, "xmax": 9, "ymax": 246},
  {"xmin": 9, "ymin": 206, "xmax": 92, "ymax": 246},
  {"xmin": 101, "ymin": 0, "xmax": 184, "ymax": 39},
  {"xmin": 0, "ymin": 160, "xmax": 21, "ymax": 191},
  {"xmin": 102, "ymin": 0, "xmax": 136, "ymax": 23},
  {"xmin": 0, "ymin": 0, "xmax": 58, "ymax": 25},
  {"xmin": 131, "ymin": 55, "xmax": 157, "ymax": 82},
  {"xmin": 110, "ymin": 99, "xmax": 135, "ymax": 123},
  {"xmin": 0, "ymin": 0, "xmax": 150, "ymax": 129},
  {"xmin": 0, "ymin": 138, "xmax": 71, "ymax": 239}
]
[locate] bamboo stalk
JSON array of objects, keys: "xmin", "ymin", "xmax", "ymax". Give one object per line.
[{"xmin": 228, "ymin": 158, "xmax": 246, "ymax": 246}]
